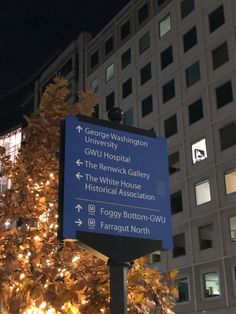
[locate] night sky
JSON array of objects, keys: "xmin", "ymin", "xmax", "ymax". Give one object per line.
[{"xmin": 0, "ymin": 0, "xmax": 130, "ymax": 96}]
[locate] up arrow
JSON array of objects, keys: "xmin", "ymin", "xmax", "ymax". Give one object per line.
[
  {"xmin": 76, "ymin": 159, "xmax": 83, "ymax": 166},
  {"xmin": 76, "ymin": 172, "xmax": 83, "ymax": 180},
  {"xmin": 76, "ymin": 125, "xmax": 83, "ymax": 133},
  {"xmin": 75, "ymin": 219, "xmax": 83, "ymax": 227},
  {"xmin": 76, "ymin": 204, "xmax": 83, "ymax": 212}
]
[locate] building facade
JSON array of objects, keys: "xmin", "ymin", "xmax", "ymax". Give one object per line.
[{"xmin": 1, "ymin": 0, "xmax": 236, "ymax": 313}]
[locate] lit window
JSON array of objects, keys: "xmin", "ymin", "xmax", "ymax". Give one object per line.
[
  {"xmin": 90, "ymin": 77, "xmax": 98, "ymax": 93},
  {"xmin": 199, "ymin": 224, "xmax": 213, "ymax": 250},
  {"xmin": 0, "ymin": 129, "xmax": 21, "ymax": 194},
  {"xmin": 171, "ymin": 191, "xmax": 183, "ymax": 215},
  {"xmin": 105, "ymin": 64, "xmax": 114, "ymax": 82},
  {"xmin": 216, "ymin": 81, "xmax": 233, "ymax": 109},
  {"xmin": 212, "ymin": 42, "xmax": 229, "ymax": 70},
  {"xmin": 220, "ymin": 123, "xmax": 236, "ymax": 151},
  {"xmin": 181, "ymin": 0, "xmax": 195, "ymax": 19},
  {"xmin": 188, "ymin": 98, "xmax": 203, "ymax": 124},
  {"xmin": 229, "ymin": 216, "xmax": 236, "ymax": 241},
  {"xmin": 124, "ymin": 108, "xmax": 133, "ymax": 126},
  {"xmin": 225, "ymin": 169, "xmax": 236, "ymax": 194},
  {"xmin": 173, "ymin": 233, "xmax": 186, "ymax": 257},
  {"xmin": 139, "ymin": 32, "xmax": 150, "ymax": 54},
  {"xmin": 195, "ymin": 179, "xmax": 211, "ymax": 205},
  {"xmin": 159, "ymin": 15, "xmax": 171, "ymax": 37},
  {"xmin": 186, "ymin": 61, "xmax": 200, "ymax": 88},
  {"xmin": 176, "ymin": 277, "xmax": 190, "ymax": 302},
  {"xmin": 209, "ymin": 5, "xmax": 225, "ymax": 33},
  {"xmin": 168, "ymin": 151, "xmax": 180, "ymax": 175},
  {"xmin": 203, "ymin": 272, "xmax": 220, "ymax": 298},
  {"xmin": 192, "ymin": 138, "xmax": 207, "ymax": 164}
]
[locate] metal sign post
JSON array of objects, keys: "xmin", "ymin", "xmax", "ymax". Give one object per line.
[{"xmin": 58, "ymin": 111, "xmax": 172, "ymax": 314}]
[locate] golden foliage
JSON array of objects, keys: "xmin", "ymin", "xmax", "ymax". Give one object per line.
[{"xmin": 0, "ymin": 77, "xmax": 177, "ymax": 313}]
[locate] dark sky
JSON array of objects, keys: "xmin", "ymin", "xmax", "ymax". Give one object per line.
[{"xmin": 0, "ymin": 0, "xmax": 130, "ymax": 96}]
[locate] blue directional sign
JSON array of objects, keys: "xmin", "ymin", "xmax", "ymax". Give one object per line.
[{"xmin": 61, "ymin": 115, "xmax": 172, "ymax": 249}]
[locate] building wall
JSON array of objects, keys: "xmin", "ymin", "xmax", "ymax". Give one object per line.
[{"xmin": 85, "ymin": 0, "xmax": 236, "ymax": 313}]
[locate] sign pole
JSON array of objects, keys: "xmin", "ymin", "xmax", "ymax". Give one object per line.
[
  {"xmin": 108, "ymin": 259, "xmax": 131, "ymax": 314},
  {"xmin": 107, "ymin": 108, "xmax": 129, "ymax": 314}
]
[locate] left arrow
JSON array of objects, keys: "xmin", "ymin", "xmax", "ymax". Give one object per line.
[
  {"xmin": 76, "ymin": 159, "xmax": 83, "ymax": 166},
  {"xmin": 76, "ymin": 125, "xmax": 83, "ymax": 133},
  {"xmin": 75, "ymin": 219, "xmax": 83, "ymax": 226},
  {"xmin": 76, "ymin": 172, "xmax": 83, "ymax": 180}
]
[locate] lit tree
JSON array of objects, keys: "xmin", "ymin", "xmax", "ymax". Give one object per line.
[{"xmin": 0, "ymin": 78, "xmax": 177, "ymax": 314}]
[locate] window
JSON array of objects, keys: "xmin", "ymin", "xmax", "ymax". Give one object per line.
[
  {"xmin": 0, "ymin": 129, "xmax": 21, "ymax": 194},
  {"xmin": 161, "ymin": 46, "xmax": 173, "ymax": 70},
  {"xmin": 58, "ymin": 59, "xmax": 72, "ymax": 76},
  {"xmin": 120, "ymin": 20, "xmax": 130, "ymax": 40},
  {"xmin": 176, "ymin": 278, "xmax": 190, "ymax": 302},
  {"xmin": 212, "ymin": 42, "xmax": 229, "ymax": 70},
  {"xmin": 105, "ymin": 36, "xmax": 114, "ymax": 55},
  {"xmin": 140, "ymin": 63, "xmax": 152, "ymax": 85},
  {"xmin": 141, "ymin": 95, "xmax": 153, "ymax": 117},
  {"xmin": 216, "ymin": 81, "xmax": 233, "ymax": 109},
  {"xmin": 171, "ymin": 191, "xmax": 183, "ymax": 214},
  {"xmin": 188, "ymin": 98, "xmax": 203, "ymax": 124},
  {"xmin": 186, "ymin": 61, "xmax": 200, "ymax": 88},
  {"xmin": 162, "ymin": 79, "xmax": 175, "ymax": 103},
  {"xmin": 92, "ymin": 104, "xmax": 99, "ymax": 118},
  {"xmin": 195, "ymin": 179, "xmax": 211, "ymax": 205},
  {"xmin": 220, "ymin": 123, "xmax": 236, "ymax": 150},
  {"xmin": 199, "ymin": 224, "xmax": 213, "ymax": 250},
  {"xmin": 181, "ymin": 0, "xmax": 195, "ymax": 19},
  {"xmin": 90, "ymin": 77, "xmax": 98, "ymax": 93},
  {"xmin": 168, "ymin": 151, "xmax": 180, "ymax": 175},
  {"xmin": 209, "ymin": 5, "xmax": 225, "ymax": 33},
  {"xmin": 124, "ymin": 108, "xmax": 133, "ymax": 126},
  {"xmin": 158, "ymin": 0, "xmax": 167, "ymax": 6},
  {"xmin": 192, "ymin": 138, "xmax": 207, "ymax": 164},
  {"xmin": 203, "ymin": 272, "xmax": 220, "ymax": 298},
  {"xmin": 183, "ymin": 26, "xmax": 197, "ymax": 52},
  {"xmin": 164, "ymin": 114, "xmax": 177, "ymax": 138},
  {"xmin": 121, "ymin": 48, "xmax": 131, "ymax": 69},
  {"xmin": 139, "ymin": 32, "xmax": 150, "ymax": 54},
  {"xmin": 90, "ymin": 50, "xmax": 99, "ymax": 69},
  {"xmin": 159, "ymin": 15, "xmax": 171, "ymax": 37},
  {"xmin": 225, "ymin": 169, "xmax": 236, "ymax": 195},
  {"xmin": 106, "ymin": 92, "xmax": 115, "ymax": 111},
  {"xmin": 173, "ymin": 233, "xmax": 186, "ymax": 257},
  {"xmin": 138, "ymin": 3, "xmax": 149, "ymax": 24},
  {"xmin": 122, "ymin": 78, "xmax": 132, "ymax": 99},
  {"xmin": 151, "ymin": 252, "xmax": 161, "ymax": 263},
  {"xmin": 229, "ymin": 216, "xmax": 236, "ymax": 241},
  {"xmin": 105, "ymin": 64, "xmax": 114, "ymax": 82}
]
